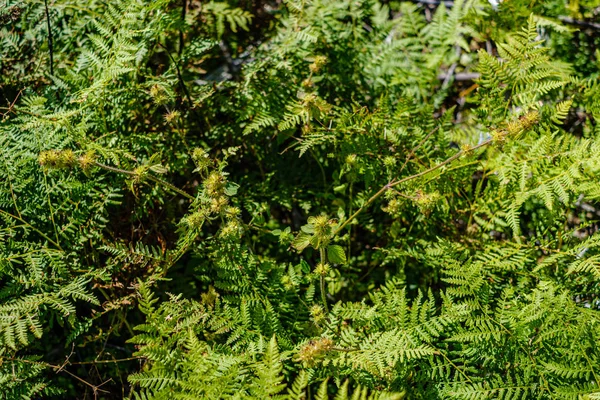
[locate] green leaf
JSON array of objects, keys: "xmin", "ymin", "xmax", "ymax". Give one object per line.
[
  {"xmin": 327, "ymin": 245, "xmax": 346, "ymax": 264},
  {"xmin": 292, "ymin": 232, "xmax": 312, "ymax": 252},
  {"xmin": 301, "ymin": 224, "xmax": 315, "ymax": 234},
  {"xmin": 224, "ymin": 182, "xmax": 239, "ymax": 196}
]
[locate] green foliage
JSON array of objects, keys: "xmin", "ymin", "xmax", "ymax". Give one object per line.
[{"xmin": 2, "ymin": 0, "xmax": 600, "ymax": 398}]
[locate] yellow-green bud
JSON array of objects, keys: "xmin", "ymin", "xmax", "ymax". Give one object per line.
[
  {"xmin": 164, "ymin": 110, "xmax": 181, "ymax": 123},
  {"xmin": 78, "ymin": 150, "xmax": 96, "ymax": 171},
  {"xmin": 210, "ymin": 196, "xmax": 229, "ymax": 213},
  {"xmin": 314, "ymin": 262, "xmax": 330, "ymax": 276},
  {"xmin": 184, "ymin": 211, "xmax": 205, "ymax": 228},
  {"xmin": 220, "ymin": 220, "xmax": 242, "ymax": 239},
  {"xmin": 310, "ymin": 304, "xmax": 325, "ymax": 323},
  {"xmin": 309, "ymin": 56, "xmax": 327, "ymax": 73},
  {"xmin": 297, "ymin": 337, "xmax": 333, "ymax": 366},
  {"xmin": 204, "ymin": 171, "xmax": 225, "ymax": 197}
]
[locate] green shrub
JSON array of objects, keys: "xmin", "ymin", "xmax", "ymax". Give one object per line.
[{"xmin": 2, "ymin": 0, "xmax": 600, "ymax": 398}]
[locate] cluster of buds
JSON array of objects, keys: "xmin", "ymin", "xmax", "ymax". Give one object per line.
[
  {"xmin": 493, "ymin": 110, "xmax": 540, "ymax": 145},
  {"xmin": 219, "ymin": 220, "xmax": 242, "ymax": 240},
  {"xmin": 306, "ymin": 215, "xmax": 336, "ymax": 249},
  {"xmin": 414, "ymin": 190, "xmax": 440, "ymax": 214},
  {"xmin": 314, "ymin": 262, "xmax": 330, "ymax": 277},
  {"xmin": 203, "ymin": 169, "xmax": 243, "ymax": 240},
  {"xmin": 38, "ymin": 149, "xmax": 96, "ymax": 172},
  {"xmin": 309, "ymin": 304, "xmax": 326, "ymax": 324},
  {"xmin": 164, "ymin": 110, "xmax": 181, "ymax": 124},
  {"xmin": 296, "ymin": 337, "xmax": 333, "ymax": 366},
  {"xmin": 183, "ymin": 210, "xmax": 207, "ymax": 228},
  {"xmin": 204, "ymin": 171, "xmax": 225, "ymax": 197},
  {"xmin": 191, "ymin": 148, "xmax": 212, "ymax": 174},
  {"xmin": 382, "ymin": 197, "xmax": 402, "ymax": 216},
  {"xmin": 149, "ymin": 84, "xmax": 168, "ymax": 105},
  {"xmin": 183, "ymin": 149, "xmax": 243, "ymax": 240},
  {"xmin": 309, "ymin": 55, "xmax": 327, "ymax": 74}
]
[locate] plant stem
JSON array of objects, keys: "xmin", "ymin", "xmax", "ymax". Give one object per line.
[
  {"xmin": 179, "ymin": 0, "xmax": 187, "ymax": 56},
  {"xmin": 44, "ymin": 0, "xmax": 54, "ymax": 75},
  {"xmin": 93, "ymin": 162, "xmax": 195, "ymax": 201},
  {"xmin": 0, "ymin": 209, "xmax": 63, "ymax": 250},
  {"xmin": 332, "ymin": 137, "xmax": 493, "ymax": 237},
  {"xmin": 319, "ymin": 247, "xmax": 329, "ymax": 313}
]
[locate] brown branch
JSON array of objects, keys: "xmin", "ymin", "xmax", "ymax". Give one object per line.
[
  {"xmin": 558, "ymin": 16, "xmax": 600, "ymax": 30},
  {"xmin": 43, "ymin": 0, "xmax": 54, "ymax": 75},
  {"xmin": 437, "ymin": 72, "xmax": 481, "ymax": 81}
]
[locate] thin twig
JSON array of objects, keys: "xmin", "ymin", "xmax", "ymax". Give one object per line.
[
  {"xmin": 437, "ymin": 72, "xmax": 480, "ymax": 81},
  {"xmin": 69, "ymin": 356, "xmax": 142, "ymax": 365},
  {"xmin": 93, "ymin": 161, "xmax": 195, "ymax": 201},
  {"xmin": 179, "ymin": 0, "xmax": 187, "ymax": 56},
  {"xmin": 558, "ymin": 16, "xmax": 600, "ymax": 30},
  {"xmin": 319, "ymin": 247, "xmax": 329, "ymax": 314},
  {"xmin": 157, "ymin": 42, "xmax": 194, "ymax": 108},
  {"xmin": 0, "ymin": 209, "xmax": 63, "ymax": 250},
  {"xmin": 399, "ymin": 125, "xmax": 440, "ymax": 175},
  {"xmin": 43, "ymin": 0, "xmax": 54, "ymax": 75},
  {"xmin": 333, "ymin": 136, "xmax": 494, "ymax": 236}
]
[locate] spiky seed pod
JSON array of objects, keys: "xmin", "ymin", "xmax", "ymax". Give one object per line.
[
  {"xmin": 38, "ymin": 150, "xmax": 59, "ymax": 168},
  {"xmin": 491, "ymin": 129, "xmax": 507, "ymax": 145},
  {"xmin": 184, "ymin": 211, "xmax": 205, "ymax": 228},
  {"xmin": 78, "ymin": 151, "xmax": 96, "ymax": 171},
  {"xmin": 149, "ymin": 84, "xmax": 167, "ymax": 104},
  {"xmin": 38, "ymin": 150, "xmax": 77, "ymax": 169},
  {"xmin": 311, "ymin": 215, "xmax": 330, "ymax": 237},
  {"xmin": 164, "ymin": 110, "xmax": 181, "ymax": 123},
  {"xmin": 132, "ymin": 166, "xmax": 148, "ymax": 184},
  {"xmin": 314, "ymin": 262, "xmax": 330, "ymax": 276},
  {"xmin": 309, "ymin": 304, "xmax": 325, "ymax": 323},
  {"xmin": 520, "ymin": 110, "xmax": 539, "ymax": 130},
  {"xmin": 219, "ymin": 220, "xmax": 241, "ymax": 239},
  {"xmin": 309, "ymin": 55, "xmax": 327, "ymax": 73},
  {"xmin": 191, "ymin": 148, "xmax": 211, "ymax": 173},
  {"xmin": 383, "ymin": 198, "xmax": 401, "ymax": 215},
  {"xmin": 59, "ymin": 150, "xmax": 77, "ymax": 168},
  {"xmin": 204, "ymin": 171, "xmax": 225, "ymax": 197},
  {"xmin": 297, "ymin": 337, "xmax": 333, "ymax": 366},
  {"xmin": 225, "ymin": 206, "xmax": 241, "ymax": 219},
  {"xmin": 506, "ymin": 120, "xmax": 522, "ymax": 136},
  {"xmin": 210, "ymin": 196, "xmax": 229, "ymax": 214},
  {"xmin": 460, "ymin": 143, "xmax": 473, "ymax": 156}
]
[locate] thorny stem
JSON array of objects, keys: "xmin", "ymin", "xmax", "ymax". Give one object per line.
[
  {"xmin": 148, "ymin": 175, "xmax": 195, "ymax": 201},
  {"xmin": 332, "ymin": 136, "xmax": 494, "ymax": 237},
  {"xmin": 319, "ymin": 247, "xmax": 329, "ymax": 314},
  {"xmin": 93, "ymin": 162, "xmax": 195, "ymax": 201},
  {"xmin": 44, "ymin": 0, "xmax": 54, "ymax": 75}
]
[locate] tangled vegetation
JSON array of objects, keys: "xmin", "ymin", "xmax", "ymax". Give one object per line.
[{"xmin": 2, "ymin": 0, "xmax": 600, "ymax": 398}]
